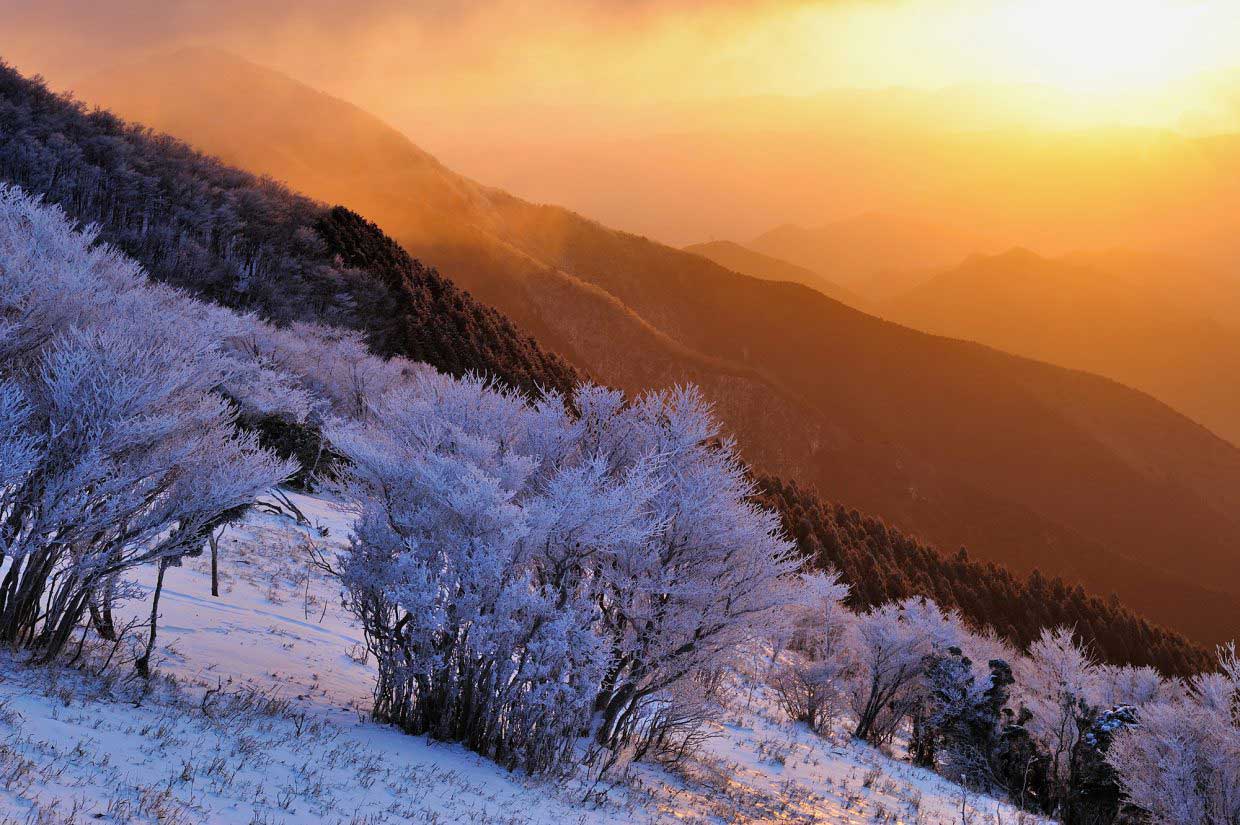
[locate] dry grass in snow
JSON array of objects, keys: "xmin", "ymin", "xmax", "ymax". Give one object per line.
[{"xmin": 0, "ymin": 492, "xmax": 1050, "ymax": 825}]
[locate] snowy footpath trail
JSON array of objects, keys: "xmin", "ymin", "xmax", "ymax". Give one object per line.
[{"xmin": 0, "ymin": 492, "xmax": 1045, "ymax": 825}]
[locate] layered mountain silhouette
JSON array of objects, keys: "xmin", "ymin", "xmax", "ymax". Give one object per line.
[
  {"xmin": 420, "ymin": 92, "xmax": 1240, "ymax": 267},
  {"xmin": 73, "ymin": 48, "xmax": 1240, "ymax": 644},
  {"xmin": 748, "ymin": 213, "xmax": 1004, "ymax": 302},
  {"xmin": 683, "ymin": 240, "xmax": 867, "ymax": 309},
  {"xmin": 885, "ymin": 248, "xmax": 1240, "ymax": 446},
  {"xmin": 0, "ymin": 56, "xmax": 1205, "ymax": 676}
]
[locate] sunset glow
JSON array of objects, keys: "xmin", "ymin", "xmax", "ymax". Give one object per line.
[
  {"xmin": 4, "ymin": 0, "xmax": 1240, "ymax": 819},
  {"xmin": 995, "ymin": 0, "xmax": 1213, "ymax": 91},
  {"xmin": 784, "ymin": 0, "xmax": 1231, "ymax": 106}
]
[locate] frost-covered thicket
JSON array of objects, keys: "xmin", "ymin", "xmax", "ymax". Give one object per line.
[
  {"xmin": 781, "ymin": 581, "xmax": 1239, "ymax": 824},
  {"xmin": 3, "ymin": 184, "xmax": 1233, "ymax": 817},
  {"xmin": 0, "ymin": 185, "xmax": 293, "ymax": 660},
  {"xmin": 0, "ymin": 185, "xmax": 801, "ymax": 775},
  {"xmin": 1106, "ymin": 643, "xmax": 1240, "ymax": 824},
  {"xmin": 329, "ymin": 380, "xmax": 800, "ymax": 773}
]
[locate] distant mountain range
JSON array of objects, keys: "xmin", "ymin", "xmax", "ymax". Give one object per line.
[
  {"xmin": 747, "ymin": 213, "xmax": 1004, "ymax": 302},
  {"xmin": 396, "ymin": 85, "xmax": 1240, "ymax": 262},
  {"xmin": 682, "ymin": 240, "xmax": 867, "ymax": 309},
  {"xmin": 69, "ymin": 48, "xmax": 1240, "ymax": 645},
  {"xmin": 693, "ymin": 234, "xmax": 1240, "ymax": 444},
  {"xmin": 883, "ymin": 247, "xmax": 1240, "ymax": 446}
]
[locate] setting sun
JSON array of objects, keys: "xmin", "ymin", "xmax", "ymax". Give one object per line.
[{"xmin": 997, "ymin": 0, "xmax": 1211, "ymax": 91}]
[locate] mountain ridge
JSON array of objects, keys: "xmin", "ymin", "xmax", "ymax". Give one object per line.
[
  {"xmin": 885, "ymin": 246, "xmax": 1240, "ymax": 446},
  {"xmin": 748, "ymin": 212, "xmax": 1006, "ymax": 301},
  {"xmin": 68, "ymin": 48, "xmax": 1240, "ymax": 645},
  {"xmin": 682, "ymin": 239, "xmax": 867, "ymax": 308}
]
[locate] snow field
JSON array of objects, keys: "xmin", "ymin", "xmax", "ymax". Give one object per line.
[{"xmin": 0, "ymin": 492, "xmax": 1045, "ymax": 824}]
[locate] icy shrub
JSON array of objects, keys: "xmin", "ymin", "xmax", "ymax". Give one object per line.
[
  {"xmin": 0, "ymin": 185, "xmax": 291, "ymax": 660},
  {"xmin": 331, "ymin": 379, "xmax": 799, "ymax": 772}
]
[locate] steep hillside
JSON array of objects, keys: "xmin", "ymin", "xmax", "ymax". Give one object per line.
[
  {"xmin": 69, "ymin": 50, "xmax": 1240, "ymax": 646},
  {"xmin": 0, "ymin": 60, "xmax": 578, "ymax": 399},
  {"xmin": 885, "ymin": 248, "xmax": 1240, "ymax": 445},
  {"xmin": 682, "ymin": 239, "xmax": 866, "ymax": 308},
  {"xmin": 755, "ymin": 476, "xmax": 1211, "ymax": 678},
  {"xmin": 0, "ymin": 180, "xmax": 1209, "ymax": 824},
  {"xmin": 0, "ymin": 491, "xmax": 1046, "ymax": 825}
]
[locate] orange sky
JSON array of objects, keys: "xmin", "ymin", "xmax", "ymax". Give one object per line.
[
  {"xmin": 7, "ymin": 0, "xmax": 1240, "ymax": 248},
  {"xmin": 7, "ymin": 0, "xmax": 1240, "ymax": 130}
]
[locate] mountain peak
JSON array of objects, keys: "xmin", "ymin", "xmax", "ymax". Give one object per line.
[{"xmin": 992, "ymin": 245, "xmax": 1043, "ymax": 263}]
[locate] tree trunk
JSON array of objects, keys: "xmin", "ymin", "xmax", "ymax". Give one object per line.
[
  {"xmin": 209, "ymin": 531, "xmax": 220, "ymax": 597},
  {"xmin": 135, "ymin": 559, "xmax": 168, "ymax": 678},
  {"xmin": 36, "ymin": 588, "xmax": 91, "ymax": 664},
  {"xmin": 89, "ymin": 599, "xmax": 117, "ymax": 641}
]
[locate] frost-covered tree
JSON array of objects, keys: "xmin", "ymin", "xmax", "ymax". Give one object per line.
[
  {"xmin": 846, "ymin": 598, "xmax": 960, "ymax": 743},
  {"xmin": 911, "ymin": 644, "xmax": 1016, "ymax": 795},
  {"xmin": 911, "ymin": 646, "xmax": 982, "ymax": 768},
  {"xmin": 327, "ymin": 374, "xmax": 625, "ymax": 773},
  {"xmin": 1107, "ymin": 642, "xmax": 1240, "ymax": 824},
  {"xmin": 1097, "ymin": 663, "xmax": 1180, "ymax": 709},
  {"xmin": 586, "ymin": 387, "xmax": 800, "ymax": 754},
  {"xmin": 1013, "ymin": 626, "xmax": 1100, "ymax": 816},
  {"xmin": 771, "ymin": 571, "xmax": 852, "ymax": 733},
  {"xmin": 785, "ymin": 570, "xmax": 852, "ymax": 657},
  {"xmin": 0, "ymin": 186, "xmax": 291, "ymax": 660}
]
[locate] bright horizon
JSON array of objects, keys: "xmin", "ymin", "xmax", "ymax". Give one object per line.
[
  {"xmin": 9, "ymin": 0, "xmax": 1240, "ymax": 249},
  {"xmin": 8, "ymin": 0, "xmax": 1240, "ymax": 131}
]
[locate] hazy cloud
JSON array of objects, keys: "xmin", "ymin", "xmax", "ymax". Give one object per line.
[{"xmin": 0, "ymin": 0, "xmax": 844, "ymax": 83}]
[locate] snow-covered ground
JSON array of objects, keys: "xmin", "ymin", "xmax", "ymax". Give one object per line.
[{"xmin": 0, "ymin": 492, "xmax": 1048, "ymax": 824}]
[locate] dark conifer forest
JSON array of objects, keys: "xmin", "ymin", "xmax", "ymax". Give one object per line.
[{"xmin": 755, "ymin": 476, "xmax": 1212, "ymax": 677}]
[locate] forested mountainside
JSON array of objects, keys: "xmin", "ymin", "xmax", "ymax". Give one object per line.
[
  {"xmin": 0, "ymin": 56, "xmax": 1215, "ymax": 680},
  {"xmin": 71, "ymin": 48, "xmax": 1240, "ymax": 645},
  {"xmin": 755, "ymin": 477, "xmax": 1211, "ymax": 677},
  {"xmin": 0, "ymin": 62, "xmax": 578, "ymax": 399},
  {"xmin": 4, "ymin": 179, "xmax": 1231, "ymax": 825}
]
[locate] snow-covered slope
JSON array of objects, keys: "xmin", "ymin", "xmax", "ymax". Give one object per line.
[{"xmin": 0, "ymin": 492, "xmax": 1047, "ymax": 824}]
